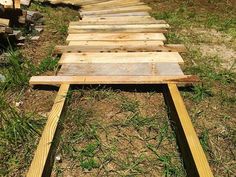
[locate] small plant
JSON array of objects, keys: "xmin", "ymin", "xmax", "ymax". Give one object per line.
[
  {"xmin": 79, "ymin": 142, "xmax": 100, "ymax": 171},
  {"xmin": 4, "ymin": 50, "xmax": 36, "ymax": 87},
  {"xmin": 120, "ymin": 99, "xmax": 139, "ymax": 113},
  {"xmin": 192, "ymin": 85, "xmax": 213, "ymax": 101},
  {"xmin": 38, "ymin": 56, "xmax": 59, "ymax": 72}
]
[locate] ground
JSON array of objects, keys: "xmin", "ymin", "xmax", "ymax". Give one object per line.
[{"xmin": 0, "ymin": 0, "xmax": 235, "ymax": 176}]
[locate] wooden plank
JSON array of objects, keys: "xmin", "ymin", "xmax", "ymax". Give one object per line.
[
  {"xmin": 70, "ymin": 19, "xmax": 166, "ymax": 25},
  {"xmin": 57, "ymin": 63, "xmax": 184, "ymax": 76},
  {"xmin": 68, "ymin": 24, "xmax": 169, "ymax": 33},
  {"xmin": 54, "ymin": 44, "xmax": 186, "ymax": 54},
  {"xmin": 81, "ymin": 12, "xmax": 150, "ymax": 17},
  {"xmin": 41, "ymin": 0, "xmax": 112, "ymax": 6},
  {"xmin": 29, "ymin": 75, "xmax": 200, "ymax": 85},
  {"xmin": 27, "ymin": 84, "xmax": 70, "ymax": 177},
  {"xmin": 80, "ymin": 5, "xmax": 152, "ymax": 15},
  {"xmin": 81, "ymin": 16, "xmax": 156, "ymax": 22},
  {"xmin": 58, "ymin": 52, "xmax": 184, "ymax": 64},
  {"xmin": 66, "ymin": 33, "xmax": 166, "ymax": 41},
  {"xmin": 81, "ymin": 0, "xmax": 141, "ymax": 9},
  {"xmin": 82, "ymin": 1, "xmax": 144, "ymax": 11},
  {"xmin": 163, "ymin": 84, "xmax": 213, "ymax": 177},
  {"xmin": 82, "ymin": 3, "xmax": 146, "ymax": 11},
  {"xmin": 68, "ymin": 28, "xmax": 168, "ymax": 33},
  {"xmin": 69, "ymin": 24, "xmax": 170, "ymax": 30},
  {"xmin": 62, "ymin": 40, "xmax": 165, "ymax": 52}
]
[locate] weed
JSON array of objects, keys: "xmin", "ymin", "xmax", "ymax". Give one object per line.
[
  {"xmin": 192, "ymin": 85, "xmax": 213, "ymax": 101},
  {"xmin": 79, "ymin": 142, "xmax": 100, "ymax": 170},
  {"xmin": 199, "ymin": 130, "xmax": 210, "ymax": 152},
  {"xmin": 38, "ymin": 56, "xmax": 59, "ymax": 72},
  {"xmin": 120, "ymin": 99, "xmax": 139, "ymax": 113},
  {"xmin": 3, "ymin": 50, "xmax": 36, "ymax": 88}
]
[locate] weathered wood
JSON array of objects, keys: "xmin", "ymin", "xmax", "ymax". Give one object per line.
[
  {"xmin": 29, "ymin": 75, "xmax": 199, "ymax": 85},
  {"xmin": 27, "ymin": 84, "xmax": 70, "ymax": 177},
  {"xmin": 54, "ymin": 44, "xmax": 186, "ymax": 54},
  {"xmin": 58, "ymin": 63, "xmax": 184, "ymax": 76},
  {"xmin": 80, "ymin": 5, "xmax": 152, "ymax": 15},
  {"xmin": 58, "ymin": 52, "xmax": 184, "ymax": 64},
  {"xmin": 163, "ymin": 84, "xmax": 213, "ymax": 177},
  {"xmin": 66, "ymin": 33, "xmax": 166, "ymax": 41}
]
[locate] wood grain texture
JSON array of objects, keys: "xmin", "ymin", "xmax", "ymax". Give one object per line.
[
  {"xmin": 163, "ymin": 84, "xmax": 213, "ymax": 177},
  {"xmin": 58, "ymin": 52, "xmax": 184, "ymax": 64},
  {"xmin": 81, "ymin": 12, "xmax": 150, "ymax": 17},
  {"xmin": 81, "ymin": 0, "xmax": 141, "ymax": 9},
  {"xmin": 54, "ymin": 44, "xmax": 186, "ymax": 53},
  {"xmin": 29, "ymin": 75, "xmax": 199, "ymax": 85},
  {"xmin": 66, "ymin": 33, "xmax": 166, "ymax": 41},
  {"xmin": 27, "ymin": 84, "xmax": 70, "ymax": 177},
  {"xmin": 80, "ymin": 5, "xmax": 152, "ymax": 15},
  {"xmin": 70, "ymin": 19, "xmax": 165, "ymax": 25},
  {"xmin": 81, "ymin": 16, "xmax": 157, "ymax": 22}
]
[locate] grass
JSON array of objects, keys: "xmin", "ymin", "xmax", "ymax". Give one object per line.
[
  {"xmin": 53, "ymin": 90, "xmax": 186, "ymax": 176},
  {"xmin": 0, "ymin": 95, "xmax": 46, "ymax": 176}
]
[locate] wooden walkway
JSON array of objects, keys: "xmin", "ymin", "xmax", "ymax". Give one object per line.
[{"xmin": 27, "ymin": 0, "xmax": 214, "ymax": 177}]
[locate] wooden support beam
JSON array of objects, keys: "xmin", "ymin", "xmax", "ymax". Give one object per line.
[
  {"xmin": 29, "ymin": 75, "xmax": 199, "ymax": 85},
  {"xmin": 27, "ymin": 84, "xmax": 70, "ymax": 177},
  {"xmin": 58, "ymin": 52, "xmax": 184, "ymax": 64},
  {"xmin": 54, "ymin": 44, "xmax": 186, "ymax": 54},
  {"xmin": 163, "ymin": 84, "xmax": 214, "ymax": 177}
]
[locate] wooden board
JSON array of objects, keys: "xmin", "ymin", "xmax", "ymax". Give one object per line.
[
  {"xmin": 68, "ymin": 24, "xmax": 169, "ymax": 33},
  {"xmin": 82, "ymin": 1, "xmax": 144, "ymax": 11},
  {"xmin": 80, "ymin": 5, "xmax": 152, "ymax": 15},
  {"xmin": 70, "ymin": 19, "xmax": 166, "ymax": 25},
  {"xmin": 29, "ymin": 75, "xmax": 199, "ymax": 85},
  {"xmin": 1, "ymin": 0, "xmax": 20, "ymax": 8},
  {"xmin": 57, "ymin": 63, "xmax": 184, "ymax": 76},
  {"xmin": 58, "ymin": 52, "xmax": 184, "ymax": 64},
  {"xmin": 81, "ymin": 0, "xmax": 141, "ymax": 9},
  {"xmin": 66, "ymin": 33, "xmax": 166, "ymax": 41},
  {"xmin": 65, "ymin": 40, "xmax": 164, "ymax": 52},
  {"xmin": 164, "ymin": 84, "xmax": 213, "ymax": 177},
  {"xmin": 54, "ymin": 44, "xmax": 186, "ymax": 53},
  {"xmin": 81, "ymin": 12, "xmax": 150, "ymax": 17},
  {"xmin": 27, "ymin": 84, "xmax": 70, "ymax": 177},
  {"xmin": 81, "ymin": 16, "xmax": 156, "ymax": 22}
]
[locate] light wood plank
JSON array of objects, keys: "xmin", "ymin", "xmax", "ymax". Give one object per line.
[
  {"xmin": 66, "ymin": 33, "xmax": 166, "ymax": 41},
  {"xmin": 59, "ymin": 52, "xmax": 184, "ymax": 64},
  {"xmin": 29, "ymin": 75, "xmax": 199, "ymax": 85},
  {"xmin": 80, "ymin": 5, "xmax": 152, "ymax": 15},
  {"xmin": 81, "ymin": 12, "xmax": 150, "ymax": 17},
  {"xmin": 70, "ymin": 19, "xmax": 166, "ymax": 25},
  {"xmin": 68, "ymin": 28, "xmax": 168, "ymax": 33},
  {"xmin": 54, "ymin": 44, "xmax": 186, "ymax": 54},
  {"xmin": 81, "ymin": 0, "xmax": 141, "ymax": 10},
  {"xmin": 164, "ymin": 84, "xmax": 213, "ymax": 177},
  {"xmin": 27, "ymin": 84, "xmax": 70, "ymax": 177},
  {"xmin": 81, "ymin": 16, "xmax": 155, "ymax": 22}
]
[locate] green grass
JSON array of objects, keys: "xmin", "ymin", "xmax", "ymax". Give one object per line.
[{"xmin": 0, "ymin": 95, "xmax": 46, "ymax": 176}]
